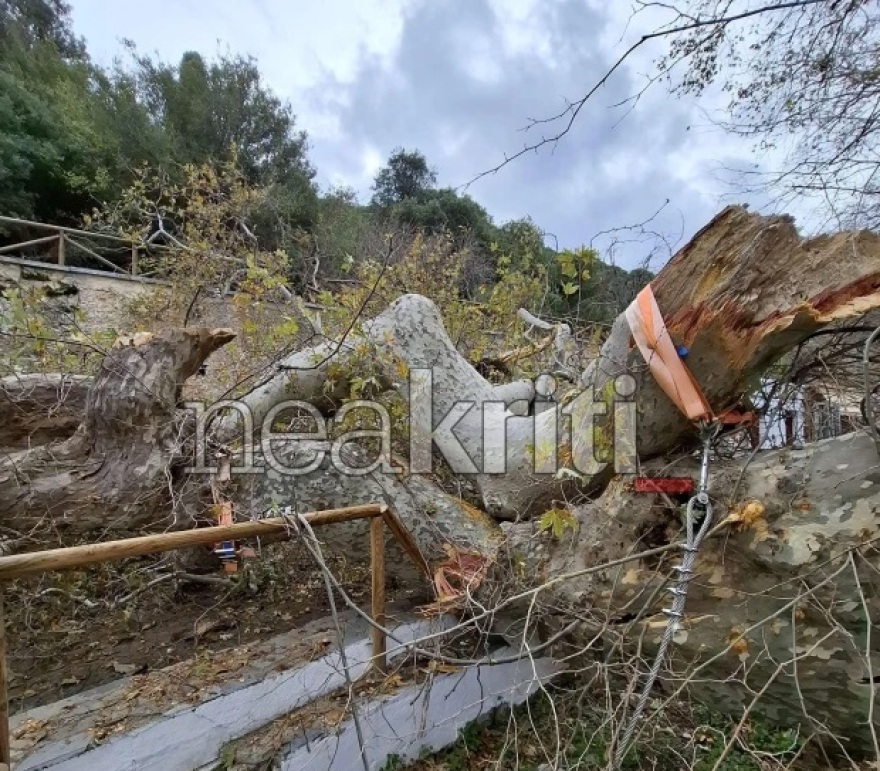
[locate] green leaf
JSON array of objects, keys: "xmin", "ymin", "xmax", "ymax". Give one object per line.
[{"xmin": 537, "ymin": 508, "xmax": 577, "ymax": 539}]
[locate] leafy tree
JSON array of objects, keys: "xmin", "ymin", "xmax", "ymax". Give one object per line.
[
  {"xmin": 248, "ymin": 175, "xmax": 322, "ymax": 293},
  {"xmin": 0, "ymin": 2, "xmax": 174, "ymax": 223},
  {"xmin": 164, "ymin": 51, "xmax": 212, "ymax": 164},
  {"xmin": 394, "ymin": 187, "xmax": 493, "ymax": 245},
  {"xmin": 124, "ymin": 47, "xmax": 316, "ymax": 188},
  {"xmin": 489, "ymin": 217, "xmax": 551, "ymax": 275},
  {"xmin": 88, "ymin": 66, "xmax": 174, "ymax": 180},
  {"xmin": 250, "ymin": 176, "xmax": 320, "ymax": 246},
  {"xmin": 369, "ymin": 150, "xmax": 500, "ymax": 294},
  {"xmin": 0, "ymin": 0, "xmax": 115, "ymax": 221},
  {"xmin": 307, "ymin": 185, "xmax": 372, "ymax": 278},
  {"xmin": 0, "ymin": 0, "xmax": 85, "ymax": 59},
  {"xmin": 370, "ymin": 148, "xmax": 437, "ymax": 207},
  {"xmin": 0, "ymin": 32, "xmax": 114, "ymax": 222},
  {"xmin": 567, "ymin": 258, "xmax": 646, "ymax": 323}
]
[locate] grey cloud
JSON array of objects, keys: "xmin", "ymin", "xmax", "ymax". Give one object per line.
[
  {"xmin": 302, "ymin": 0, "xmax": 752, "ymax": 267},
  {"xmin": 69, "ymin": 0, "xmax": 761, "ymax": 268}
]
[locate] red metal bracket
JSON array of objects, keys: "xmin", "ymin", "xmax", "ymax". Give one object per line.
[{"xmin": 633, "ymin": 477, "xmax": 695, "ymax": 495}]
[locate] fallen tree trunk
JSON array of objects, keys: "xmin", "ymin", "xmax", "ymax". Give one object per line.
[
  {"xmin": 2, "ymin": 205, "xmax": 880, "ymax": 756},
  {"xmin": 224, "ymin": 206, "xmax": 880, "ymax": 521},
  {"xmin": 208, "ymin": 206, "xmax": 880, "ymax": 756}
]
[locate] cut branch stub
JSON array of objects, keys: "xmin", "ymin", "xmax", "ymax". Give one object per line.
[{"xmin": 81, "ymin": 328, "xmax": 235, "ymax": 449}]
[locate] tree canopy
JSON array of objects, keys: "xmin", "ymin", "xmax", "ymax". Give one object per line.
[
  {"xmin": 370, "ymin": 147, "xmax": 437, "ymax": 207},
  {"xmin": 124, "ymin": 48, "xmax": 315, "ymax": 187},
  {"xmin": 0, "ymin": 0, "xmax": 85, "ymax": 59}
]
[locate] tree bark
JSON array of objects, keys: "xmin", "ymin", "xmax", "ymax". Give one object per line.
[
  {"xmin": 501, "ymin": 430, "xmax": 880, "ymax": 757},
  {"xmin": 0, "ymin": 373, "xmax": 91, "ymax": 450},
  {"xmin": 0, "ymin": 328, "xmax": 234, "ymax": 532}
]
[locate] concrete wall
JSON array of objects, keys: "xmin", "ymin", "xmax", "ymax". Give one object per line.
[
  {"xmin": 0, "ymin": 255, "xmax": 314, "ymax": 402},
  {"xmin": 0, "ymin": 255, "xmax": 161, "ymax": 338}
]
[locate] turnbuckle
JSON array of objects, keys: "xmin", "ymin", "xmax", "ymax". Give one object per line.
[{"xmin": 695, "ymin": 420, "xmax": 720, "ymax": 507}]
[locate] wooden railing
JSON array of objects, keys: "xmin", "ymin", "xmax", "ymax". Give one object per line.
[
  {"xmin": 0, "ymin": 216, "xmax": 329, "ymax": 321},
  {"xmin": 0, "ymin": 215, "xmax": 150, "ymax": 277},
  {"xmin": 0, "ymin": 503, "xmax": 430, "ymax": 769}
]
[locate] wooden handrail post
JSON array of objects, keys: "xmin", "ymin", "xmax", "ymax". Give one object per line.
[
  {"xmin": 56, "ymin": 232, "xmax": 65, "ymax": 266},
  {"xmin": 131, "ymin": 244, "xmax": 139, "ymax": 276},
  {"xmin": 370, "ymin": 516, "xmax": 387, "ymax": 673},
  {"xmin": 0, "ymin": 585, "xmax": 10, "ymax": 770}
]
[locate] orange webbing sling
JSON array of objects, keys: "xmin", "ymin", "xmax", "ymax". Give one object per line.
[{"xmin": 625, "ymin": 285, "xmax": 752, "ymax": 426}]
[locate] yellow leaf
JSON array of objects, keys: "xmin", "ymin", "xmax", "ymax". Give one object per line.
[
  {"xmin": 727, "ymin": 500, "xmax": 765, "ymax": 531},
  {"xmin": 727, "ymin": 628, "xmax": 749, "ymax": 657}
]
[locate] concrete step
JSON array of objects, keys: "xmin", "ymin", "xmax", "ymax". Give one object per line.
[
  {"xmin": 11, "ymin": 612, "xmax": 453, "ymax": 771},
  {"xmin": 276, "ymin": 649, "xmax": 557, "ymax": 770}
]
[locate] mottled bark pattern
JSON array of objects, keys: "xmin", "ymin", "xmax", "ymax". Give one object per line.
[
  {"xmin": 506, "ymin": 431, "xmax": 880, "ymax": 755},
  {"xmin": 232, "ymin": 442, "xmax": 502, "ymax": 587}
]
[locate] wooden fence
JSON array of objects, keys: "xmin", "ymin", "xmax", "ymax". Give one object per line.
[
  {"xmin": 0, "ymin": 215, "xmax": 152, "ymax": 277},
  {"xmin": 0, "ymin": 214, "xmax": 242, "ymax": 279}
]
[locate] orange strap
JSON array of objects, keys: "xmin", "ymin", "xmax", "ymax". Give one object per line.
[
  {"xmin": 625, "ymin": 285, "xmax": 753, "ymax": 426},
  {"xmin": 215, "ymin": 501, "xmax": 234, "ymax": 527},
  {"xmin": 213, "ymin": 501, "xmax": 234, "ymax": 552}
]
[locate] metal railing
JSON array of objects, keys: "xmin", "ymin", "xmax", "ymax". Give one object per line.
[{"xmin": 0, "ymin": 503, "xmax": 430, "ymax": 768}]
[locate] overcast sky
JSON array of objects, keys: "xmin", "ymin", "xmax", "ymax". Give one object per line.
[{"xmin": 68, "ymin": 0, "xmax": 781, "ymax": 269}]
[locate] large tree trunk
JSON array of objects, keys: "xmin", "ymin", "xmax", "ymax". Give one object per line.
[
  {"xmin": 3, "ymin": 205, "xmax": 880, "ymax": 756},
  {"xmin": 500, "ymin": 430, "xmax": 880, "ymax": 757},
  {"xmin": 0, "ymin": 328, "xmax": 234, "ymax": 532}
]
